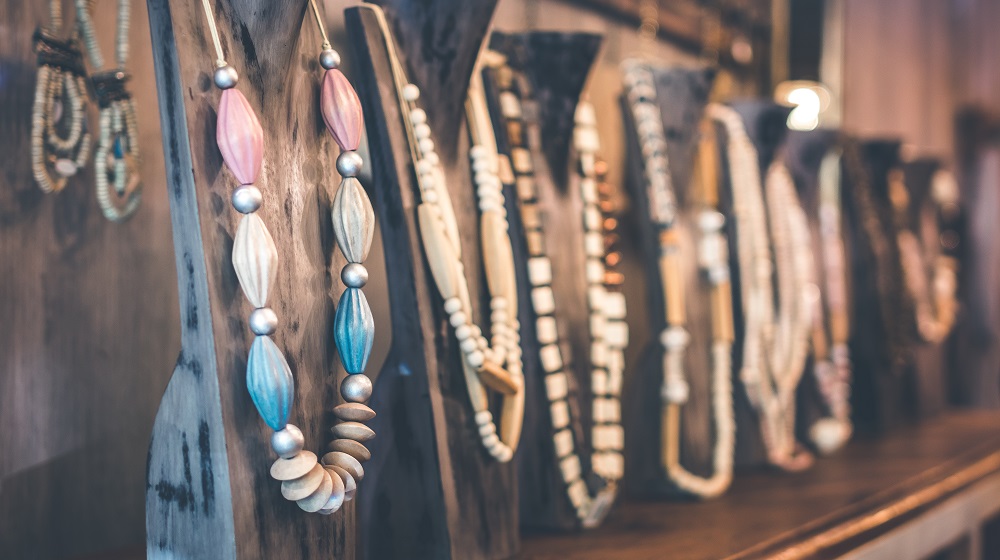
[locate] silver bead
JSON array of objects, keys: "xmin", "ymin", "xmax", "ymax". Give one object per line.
[
  {"xmin": 249, "ymin": 307, "xmax": 278, "ymax": 335},
  {"xmin": 213, "ymin": 65, "xmax": 239, "ymax": 89},
  {"xmin": 341, "ymin": 263, "xmax": 368, "ymax": 288},
  {"xmin": 232, "ymin": 185, "xmax": 263, "ymax": 214},
  {"xmin": 271, "ymin": 424, "xmax": 304, "ymax": 458},
  {"xmin": 341, "ymin": 374, "xmax": 372, "ymax": 403},
  {"xmin": 319, "ymin": 49, "xmax": 341, "ymax": 70},
  {"xmin": 336, "ymin": 151, "xmax": 363, "ymax": 178}
]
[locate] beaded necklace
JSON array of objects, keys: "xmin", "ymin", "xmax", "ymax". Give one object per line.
[
  {"xmin": 491, "ymin": 59, "xmax": 628, "ymax": 525},
  {"xmin": 76, "ymin": 0, "xmax": 142, "ymax": 221},
  {"xmin": 890, "ymin": 168, "xmax": 959, "ymax": 344},
  {"xmin": 198, "ymin": 0, "xmax": 375, "ymax": 515},
  {"xmin": 366, "ymin": 5, "xmax": 524, "ymax": 462},
  {"xmin": 31, "ymin": 0, "xmax": 92, "ymax": 193},
  {"xmin": 808, "ymin": 150, "xmax": 853, "ymax": 454},
  {"xmin": 622, "ymin": 62, "xmax": 735, "ymax": 498},
  {"xmin": 707, "ymin": 104, "xmax": 811, "ymax": 471}
]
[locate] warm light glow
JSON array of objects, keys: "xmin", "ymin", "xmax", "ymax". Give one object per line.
[{"xmin": 774, "ymin": 81, "xmax": 833, "ymax": 131}]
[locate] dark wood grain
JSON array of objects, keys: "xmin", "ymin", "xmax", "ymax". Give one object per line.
[
  {"xmin": 518, "ymin": 410, "xmax": 1000, "ymax": 559},
  {"xmin": 487, "ymin": 31, "xmax": 604, "ymax": 531},
  {"xmin": 0, "ymin": 1, "xmax": 179, "ymax": 558},
  {"xmin": 145, "ymin": 0, "xmax": 353, "ymax": 558},
  {"xmin": 346, "ymin": 3, "xmax": 521, "ymax": 559},
  {"xmin": 618, "ymin": 66, "xmax": 719, "ymax": 495}
]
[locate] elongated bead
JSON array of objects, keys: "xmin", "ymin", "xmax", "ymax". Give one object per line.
[
  {"xmin": 332, "ymin": 177, "xmax": 375, "ymax": 263},
  {"xmin": 217, "ymin": 89, "xmax": 264, "ymax": 185},
  {"xmin": 335, "ymin": 287, "xmax": 374, "ymax": 374},
  {"xmin": 321, "ymin": 69, "xmax": 363, "ymax": 152},
  {"xmin": 247, "ymin": 336, "xmax": 294, "ymax": 430},
  {"xmin": 233, "ymin": 213, "xmax": 278, "ymax": 308},
  {"xmin": 417, "ymin": 203, "xmax": 459, "ymax": 299}
]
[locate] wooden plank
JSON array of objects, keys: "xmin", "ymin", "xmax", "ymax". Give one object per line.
[
  {"xmin": 518, "ymin": 411, "xmax": 1000, "ymax": 559},
  {"xmin": 145, "ymin": 0, "xmax": 354, "ymax": 558}
]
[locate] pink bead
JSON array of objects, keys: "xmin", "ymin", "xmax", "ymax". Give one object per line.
[
  {"xmin": 217, "ymin": 89, "xmax": 264, "ymax": 185},
  {"xmin": 321, "ymin": 69, "xmax": 363, "ymax": 151}
]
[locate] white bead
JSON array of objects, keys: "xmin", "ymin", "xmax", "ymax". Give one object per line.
[
  {"xmin": 545, "ymin": 372, "xmax": 569, "ymax": 400},
  {"xmin": 560, "ymin": 454, "xmax": 582, "ymax": 483},
  {"xmin": 409, "ymin": 108, "xmax": 427, "ymax": 124},
  {"xmin": 482, "ymin": 432, "xmax": 500, "ymax": 449},
  {"xmin": 588, "ymin": 286, "xmax": 606, "ymax": 311},
  {"xmin": 585, "ymin": 232, "xmax": 604, "ymax": 257},
  {"xmin": 422, "ymin": 189, "xmax": 438, "ymax": 204},
  {"xmin": 478, "ymin": 421, "xmax": 496, "ymax": 437},
  {"xmin": 403, "ymin": 84, "xmax": 420, "ymax": 101},
  {"xmin": 455, "ymin": 324, "xmax": 471, "ymax": 341},
  {"xmin": 536, "ymin": 316, "xmax": 558, "ymax": 345},
  {"xmin": 550, "ymin": 400, "xmax": 570, "ymax": 429},
  {"xmin": 604, "ymin": 292, "xmax": 627, "ymax": 320},
  {"xmin": 460, "ymin": 337, "xmax": 478, "ymax": 353},
  {"xmin": 540, "ymin": 344, "xmax": 563, "ymax": 373},
  {"xmin": 469, "ymin": 146, "xmax": 488, "ymax": 160},
  {"xmin": 592, "ymin": 369, "xmax": 609, "ymax": 395},
  {"xmin": 532, "ymin": 286, "xmax": 555, "ymax": 315},
  {"xmin": 490, "ymin": 297, "xmax": 508, "ymax": 310},
  {"xmin": 580, "ymin": 178, "xmax": 598, "ymax": 203},
  {"xmin": 591, "ymin": 340, "xmax": 608, "ymax": 367},
  {"xmin": 416, "ymin": 159, "xmax": 433, "ymax": 175},
  {"xmin": 449, "ymin": 311, "xmax": 467, "ymax": 328},
  {"xmin": 699, "ymin": 210, "xmax": 726, "ymax": 232},
  {"xmin": 527, "ymin": 257, "xmax": 553, "ymax": 286},
  {"xmin": 418, "ymin": 138, "xmax": 435, "ymax": 155},
  {"xmin": 593, "ymin": 425, "xmax": 624, "ymax": 451},
  {"xmin": 499, "ymin": 92, "xmax": 521, "ymax": 118},
  {"xmin": 605, "ymin": 321, "xmax": 629, "ymax": 349},
  {"xmin": 662, "ymin": 379, "xmax": 690, "ymax": 404},
  {"xmin": 443, "ymin": 298, "xmax": 462, "ymax": 314},
  {"xmin": 586, "ymin": 259, "xmax": 604, "ymax": 284},
  {"xmin": 475, "ymin": 410, "xmax": 493, "ymax": 426},
  {"xmin": 584, "ymin": 207, "xmax": 602, "ymax": 231},
  {"xmin": 574, "ymin": 101, "xmax": 597, "ymax": 126},
  {"xmin": 553, "ymin": 429, "xmax": 574, "ymax": 458},
  {"xmin": 232, "ymin": 214, "xmax": 278, "ymax": 308},
  {"xmin": 414, "ymin": 123, "xmax": 431, "ymax": 140},
  {"xmin": 467, "ymin": 350, "xmax": 484, "ymax": 368},
  {"xmin": 660, "ymin": 326, "xmax": 690, "ymax": 349}
]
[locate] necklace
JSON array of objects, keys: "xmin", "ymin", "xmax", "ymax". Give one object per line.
[
  {"xmin": 76, "ymin": 0, "xmax": 142, "ymax": 221},
  {"xmin": 707, "ymin": 103, "xmax": 811, "ymax": 471},
  {"xmin": 808, "ymin": 149, "xmax": 853, "ymax": 454},
  {"xmin": 309, "ymin": 0, "xmax": 378, "ymax": 509},
  {"xmin": 491, "ymin": 59, "xmax": 627, "ymax": 525},
  {"xmin": 31, "ymin": 0, "xmax": 92, "ymax": 193},
  {"xmin": 198, "ymin": 0, "xmax": 374, "ymax": 515},
  {"xmin": 890, "ymin": 168, "xmax": 959, "ymax": 344},
  {"xmin": 623, "ymin": 62, "xmax": 735, "ymax": 498},
  {"xmin": 367, "ymin": 6, "xmax": 524, "ymax": 462}
]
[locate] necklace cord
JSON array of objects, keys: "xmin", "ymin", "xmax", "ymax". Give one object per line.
[
  {"xmin": 198, "ymin": 0, "xmax": 227, "ymax": 67},
  {"xmin": 307, "ymin": 0, "xmax": 332, "ymax": 50}
]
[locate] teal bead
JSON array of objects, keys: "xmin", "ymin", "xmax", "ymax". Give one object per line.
[
  {"xmin": 334, "ymin": 287, "xmax": 374, "ymax": 374},
  {"xmin": 246, "ymin": 335, "xmax": 294, "ymax": 430}
]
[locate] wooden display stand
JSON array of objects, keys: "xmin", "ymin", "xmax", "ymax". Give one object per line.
[
  {"xmin": 484, "ymin": 31, "xmax": 604, "ymax": 531},
  {"xmin": 346, "ymin": 2, "xmax": 519, "ymax": 558},
  {"xmin": 145, "ymin": 1, "xmax": 352, "ymax": 558},
  {"xmin": 618, "ymin": 65, "xmax": 718, "ymax": 495}
]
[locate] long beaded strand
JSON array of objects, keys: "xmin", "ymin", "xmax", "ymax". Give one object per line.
[
  {"xmin": 809, "ymin": 149, "xmax": 853, "ymax": 454},
  {"xmin": 492, "ymin": 57, "xmax": 628, "ymax": 525},
  {"xmin": 890, "ymin": 168, "xmax": 959, "ymax": 344},
  {"xmin": 623, "ymin": 62, "xmax": 735, "ymax": 498},
  {"xmin": 76, "ymin": 0, "xmax": 142, "ymax": 221},
  {"xmin": 708, "ymin": 104, "xmax": 811, "ymax": 471},
  {"xmin": 198, "ymin": 0, "xmax": 346, "ymax": 515},
  {"xmin": 367, "ymin": 5, "xmax": 524, "ymax": 462},
  {"xmin": 31, "ymin": 0, "xmax": 92, "ymax": 193},
  {"xmin": 306, "ymin": 0, "xmax": 379, "ymax": 503}
]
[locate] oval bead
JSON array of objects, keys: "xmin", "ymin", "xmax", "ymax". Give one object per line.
[
  {"xmin": 216, "ymin": 88, "xmax": 264, "ymax": 185},
  {"xmin": 320, "ymin": 69, "xmax": 363, "ymax": 151},
  {"xmin": 332, "ymin": 177, "xmax": 375, "ymax": 263},
  {"xmin": 334, "ymin": 288, "xmax": 374, "ymax": 374},
  {"xmin": 417, "ymin": 203, "xmax": 459, "ymax": 299},
  {"xmin": 330, "ymin": 421, "xmax": 376, "ymax": 442},
  {"xmin": 333, "ymin": 402, "xmax": 376, "ymax": 422},
  {"xmin": 247, "ymin": 335, "xmax": 294, "ymax": 430},
  {"xmin": 233, "ymin": 213, "xmax": 278, "ymax": 308}
]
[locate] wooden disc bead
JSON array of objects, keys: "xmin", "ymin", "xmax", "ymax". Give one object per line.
[
  {"xmin": 333, "ymin": 402, "xmax": 376, "ymax": 422},
  {"xmin": 328, "ymin": 438, "xmax": 372, "ymax": 462},
  {"xmin": 330, "ymin": 421, "xmax": 375, "ymax": 442},
  {"xmin": 296, "ymin": 470, "xmax": 334, "ymax": 513},
  {"xmin": 269, "ymin": 450, "xmax": 318, "ymax": 481},
  {"xmin": 279, "ymin": 463, "xmax": 325, "ymax": 501},
  {"xmin": 322, "ymin": 451, "xmax": 365, "ymax": 481}
]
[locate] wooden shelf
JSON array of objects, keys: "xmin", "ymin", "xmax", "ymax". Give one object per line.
[{"xmin": 518, "ymin": 411, "xmax": 1000, "ymax": 559}]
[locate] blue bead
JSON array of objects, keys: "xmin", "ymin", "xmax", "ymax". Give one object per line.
[
  {"xmin": 113, "ymin": 135, "xmax": 126, "ymax": 159},
  {"xmin": 246, "ymin": 335, "xmax": 294, "ymax": 430},
  {"xmin": 334, "ymin": 287, "xmax": 374, "ymax": 374}
]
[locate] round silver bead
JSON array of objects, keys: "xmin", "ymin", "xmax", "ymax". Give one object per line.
[
  {"xmin": 319, "ymin": 49, "xmax": 341, "ymax": 70},
  {"xmin": 231, "ymin": 185, "xmax": 263, "ymax": 214},
  {"xmin": 213, "ymin": 65, "xmax": 239, "ymax": 89},
  {"xmin": 341, "ymin": 374, "xmax": 372, "ymax": 403},
  {"xmin": 341, "ymin": 263, "xmax": 368, "ymax": 288},
  {"xmin": 271, "ymin": 424, "xmax": 305, "ymax": 458},
  {"xmin": 249, "ymin": 307, "xmax": 278, "ymax": 336},
  {"xmin": 336, "ymin": 151, "xmax": 363, "ymax": 178}
]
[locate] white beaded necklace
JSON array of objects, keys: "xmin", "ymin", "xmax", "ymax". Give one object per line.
[
  {"xmin": 890, "ymin": 168, "xmax": 959, "ymax": 344},
  {"xmin": 492, "ymin": 58, "xmax": 627, "ymax": 525},
  {"xmin": 809, "ymin": 149, "xmax": 853, "ymax": 454},
  {"xmin": 707, "ymin": 104, "xmax": 811, "ymax": 471},
  {"xmin": 368, "ymin": 5, "xmax": 524, "ymax": 462},
  {"xmin": 76, "ymin": 0, "xmax": 143, "ymax": 221},
  {"xmin": 622, "ymin": 61, "xmax": 735, "ymax": 498},
  {"xmin": 31, "ymin": 0, "xmax": 92, "ymax": 194}
]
